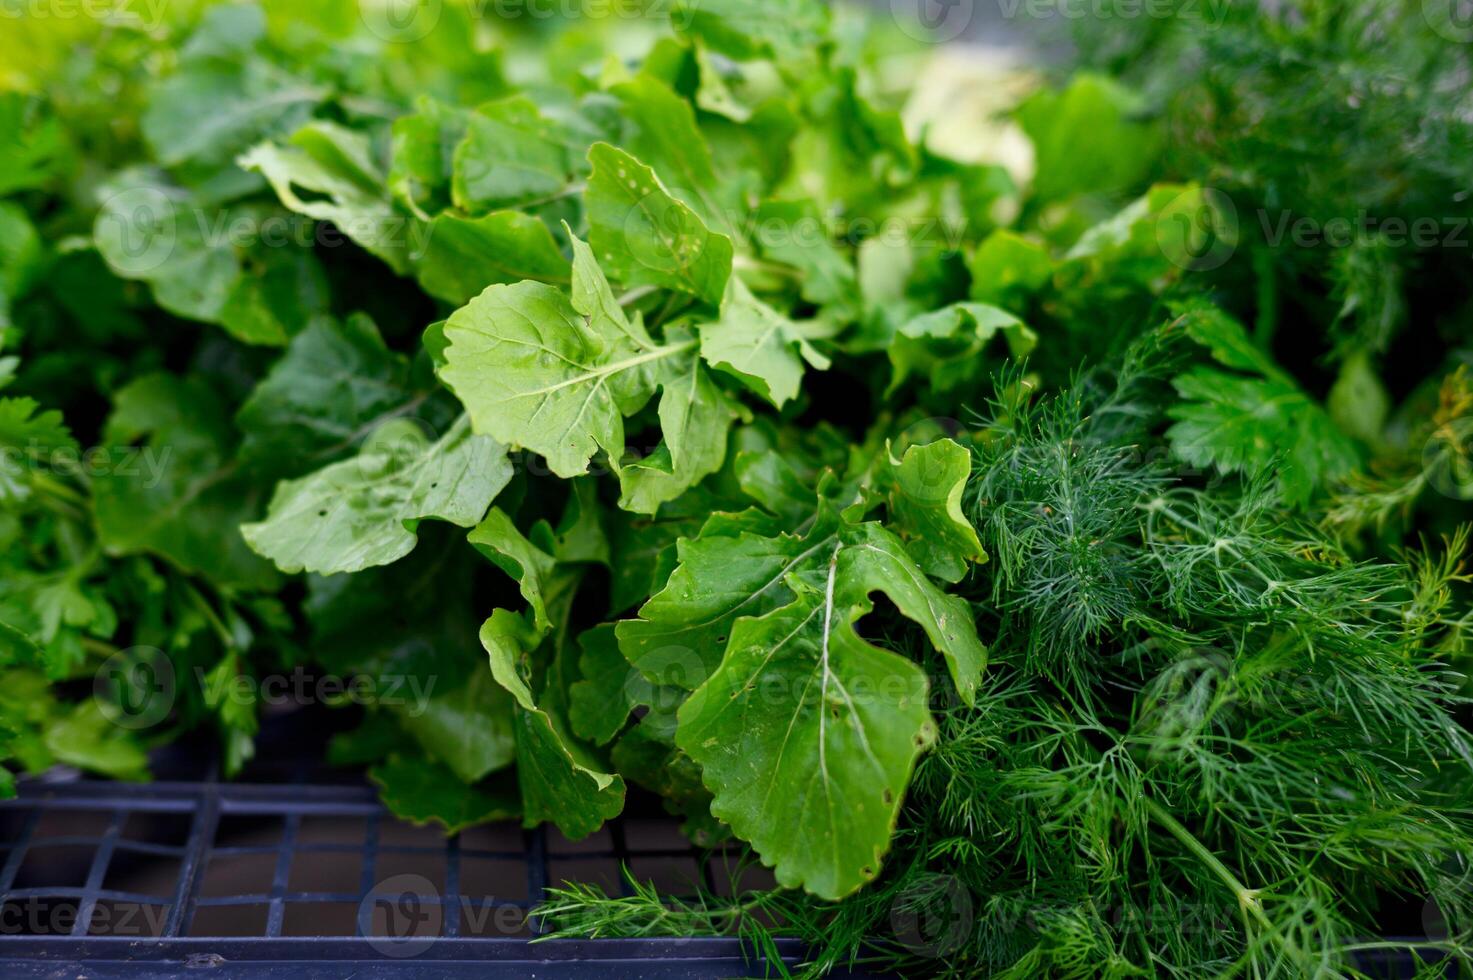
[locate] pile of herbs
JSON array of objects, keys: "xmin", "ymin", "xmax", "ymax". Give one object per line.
[{"xmin": 2, "ymin": 0, "xmax": 1471, "ymax": 975}]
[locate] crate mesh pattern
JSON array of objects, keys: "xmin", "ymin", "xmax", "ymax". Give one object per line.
[{"xmin": 0, "ymin": 776, "xmax": 729, "ymax": 943}]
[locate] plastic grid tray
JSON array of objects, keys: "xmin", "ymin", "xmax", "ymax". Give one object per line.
[
  {"xmin": 0, "ymin": 708, "xmax": 844, "ymax": 979},
  {"xmin": 0, "ymin": 776, "xmax": 831, "ymax": 978}
]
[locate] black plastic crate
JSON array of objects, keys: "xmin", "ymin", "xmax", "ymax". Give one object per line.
[
  {"xmin": 0, "ymin": 777, "xmax": 830, "ymax": 978},
  {"xmin": 0, "ymin": 708, "xmax": 865, "ymax": 979}
]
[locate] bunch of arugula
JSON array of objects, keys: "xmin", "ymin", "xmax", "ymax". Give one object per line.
[{"xmin": 1, "ymin": 0, "xmax": 1470, "ymax": 974}]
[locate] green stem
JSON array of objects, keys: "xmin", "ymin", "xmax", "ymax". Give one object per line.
[
  {"xmin": 32, "ymin": 472, "xmax": 90, "ymax": 524},
  {"xmin": 81, "ymin": 636, "xmax": 124, "ymax": 660},
  {"xmin": 733, "ymin": 254, "xmax": 802, "ymax": 281},
  {"xmin": 186, "ymin": 583, "xmax": 237, "ymax": 651},
  {"xmin": 32, "ymin": 471, "xmax": 87, "ymax": 506},
  {"xmin": 617, "ymin": 285, "xmax": 658, "ymax": 307},
  {"xmin": 1143, "ymin": 798, "xmax": 1309, "ymax": 971}
]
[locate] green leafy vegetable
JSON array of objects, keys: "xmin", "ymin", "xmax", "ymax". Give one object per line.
[{"xmin": 4, "ymin": 3, "xmax": 1471, "ymax": 974}]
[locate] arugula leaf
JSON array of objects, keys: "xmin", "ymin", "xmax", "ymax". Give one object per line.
[
  {"xmin": 471, "ymin": 499, "xmax": 628, "ymax": 838},
  {"xmin": 389, "ymin": 97, "xmax": 469, "ymax": 219},
  {"xmin": 675, "ymin": 523, "xmax": 939, "ymax": 900},
  {"xmin": 306, "ymin": 527, "xmax": 482, "ymax": 688},
  {"xmin": 452, "ymin": 95, "xmax": 594, "ymax": 214},
  {"xmin": 141, "ymin": 4, "xmax": 324, "ymax": 171},
  {"xmin": 235, "ymin": 314, "xmax": 414, "ymax": 472},
  {"xmin": 93, "ymin": 172, "xmax": 329, "ymax": 345},
  {"xmin": 442, "ymin": 234, "xmax": 731, "ymax": 503},
  {"xmin": 95, "ymin": 374, "xmax": 280, "ymax": 592},
  {"xmin": 468, "ymin": 508, "xmax": 563, "ymax": 633},
  {"xmin": 611, "ymin": 76, "xmax": 738, "ymax": 236},
  {"xmin": 584, "ymin": 142, "xmax": 733, "ymax": 305},
  {"xmin": 611, "ymin": 327, "xmax": 739, "ymax": 514},
  {"xmin": 1016, "ymin": 72, "xmax": 1161, "ymax": 204},
  {"xmin": 700, "ymin": 277, "xmax": 831, "ymax": 408},
  {"xmin": 883, "ymin": 439, "xmax": 987, "ymax": 583},
  {"xmin": 968, "ymin": 228, "xmax": 1053, "ymax": 307},
  {"xmin": 242, "ymin": 415, "xmax": 511, "ymax": 575},
  {"xmin": 396, "ymin": 663, "xmax": 516, "ymax": 784},
  {"xmin": 605, "ymin": 484, "xmax": 728, "ymax": 614},
  {"xmin": 241, "ymin": 122, "xmax": 422, "ymax": 275},
  {"xmin": 370, "ymin": 755, "xmax": 521, "ymax": 835},
  {"xmin": 671, "ymin": 0, "xmax": 831, "ymax": 62},
  {"xmin": 1062, "ymin": 183, "xmax": 1231, "ymax": 291},
  {"xmin": 568, "ymin": 623, "xmax": 636, "ymax": 746},
  {"xmin": 752, "ymin": 198, "xmax": 860, "ymax": 317},
  {"xmin": 618, "ymin": 491, "xmax": 986, "ymax": 704},
  {"xmin": 480, "ymin": 609, "xmax": 627, "ymax": 840},
  {"xmin": 888, "ymin": 301, "xmax": 1037, "ymax": 395},
  {"xmin": 417, "ymin": 211, "xmax": 570, "ymax": 305}
]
